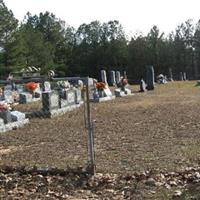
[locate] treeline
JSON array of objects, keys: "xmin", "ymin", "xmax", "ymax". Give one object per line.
[{"xmin": 1, "ymin": 0, "xmax": 200, "ymax": 81}]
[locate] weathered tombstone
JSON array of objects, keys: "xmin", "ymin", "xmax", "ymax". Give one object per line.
[
  {"xmin": 87, "ymin": 78, "xmax": 95, "ymax": 86},
  {"xmin": 16, "ymin": 84, "xmax": 24, "ymax": 93},
  {"xmin": 34, "ymin": 83, "xmax": 41, "ymax": 98},
  {"xmin": 44, "ymin": 81, "xmax": 51, "ymax": 92},
  {"xmin": 183, "ymin": 72, "xmax": 187, "ymax": 81},
  {"xmin": 67, "ymin": 90, "xmax": 75, "ymax": 105},
  {"xmin": 75, "ymin": 89, "xmax": 82, "ymax": 104},
  {"xmin": 146, "ymin": 65, "xmax": 155, "ymax": 90},
  {"xmin": 11, "ymin": 111, "xmax": 25, "ymax": 122},
  {"xmin": 19, "ymin": 92, "xmax": 33, "ymax": 104},
  {"xmin": 101, "ymin": 70, "xmax": 107, "ymax": 84},
  {"xmin": 140, "ymin": 79, "xmax": 147, "ymax": 92},
  {"xmin": 123, "ymin": 71, "xmax": 127, "ymax": 78},
  {"xmin": 109, "ymin": 71, "xmax": 116, "ymax": 86},
  {"xmin": 59, "ymin": 89, "xmax": 75, "ymax": 108},
  {"xmin": 180, "ymin": 72, "xmax": 183, "ymax": 81},
  {"xmin": 42, "ymin": 91, "xmax": 59, "ymax": 111},
  {"xmin": 0, "ymin": 111, "xmax": 12, "ymax": 124},
  {"xmin": 4, "ymin": 90, "xmax": 14, "ymax": 103},
  {"xmin": 116, "ymin": 71, "xmax": 121, "ymax": 84},
  {"xmin": 168, "ymin": 68, "xmax": 173, "ymax": 81}
]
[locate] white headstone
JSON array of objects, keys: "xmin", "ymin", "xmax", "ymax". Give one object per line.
[
  {"xmin": 116, "ymin": 71, "xmax": 121, "ymax": 84},
  {"xmin": 101, "ymin": 70, "xmax": 107, "ymax": 84},
  {"xmin": 44, "ymin": 81, "xmax": 51, "ymax": 92}
]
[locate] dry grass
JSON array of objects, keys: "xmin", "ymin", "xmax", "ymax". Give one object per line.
[
  {"xmin": 1, "ymin": 81, "xmax": 200, "ymax": 199},
  {"xmin": 1, "ymin": 81, "xmax": 200, "ymax": 175}
]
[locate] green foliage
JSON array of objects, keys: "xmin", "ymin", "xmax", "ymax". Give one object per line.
[{"xmin": 1, "ymin": 0, "xmax": 200, "ymax": 80}]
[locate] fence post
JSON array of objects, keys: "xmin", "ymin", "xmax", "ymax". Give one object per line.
[{"xmin": 85, "ymin": 77, "xmax": 95, "ymax": 174}]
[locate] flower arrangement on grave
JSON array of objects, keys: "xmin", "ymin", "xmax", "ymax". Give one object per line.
[
  {"xmin": 25, "ymin": 82, "xmax": 38, "ymax": 93},
  {"xmin": 95, "ymin": 82, "xmax": 106, "ymax": 90},
  {"xmin": 122, "ymin": 78, "xmax": 128, "ymax": 86}
]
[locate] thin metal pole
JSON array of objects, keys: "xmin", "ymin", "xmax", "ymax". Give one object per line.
[
  {"xmin": 83, "ymin": 89, "xmax": 87, "ymax": 128},
  {"xmin": 85, "ymin": 77, "xmax": 95, "ymax": 174}
]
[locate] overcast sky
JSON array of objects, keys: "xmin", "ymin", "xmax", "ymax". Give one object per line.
[{"xmin": 4, "ymin": 0, "xmax": 200, "ymax": 36}]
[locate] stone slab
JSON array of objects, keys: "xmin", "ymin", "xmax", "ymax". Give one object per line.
[
  {"xmin": 90, "ymin": 96, "xmax": 115, "ymax": 103},
  {"xmin": 26, "ymin": 101, "xmax": 84, "ymax": 119},
  {"xmin": 11, "ymin": 111, "xmax": 26, "ymax": 122},
  {"xmin": 0, "ymin": 119, "xmax": 29, "ymax": 133}
]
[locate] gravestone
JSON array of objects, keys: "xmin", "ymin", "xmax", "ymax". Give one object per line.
[
  {"xmin": 67, "ymin": 90, "xmax": 75, "ymax": 105},
  {"xmin": 180, "ymin": 72, "xmax": 183, "ymax": 81},
  {"xmin": 44, "ymin": 81, "xmax": 51, "ymax": 92},
  {"xmin": 168, "ymin": 68, "xmax": 173, "ymax": 81},
  {"xmin": 34, "ymin": 83, "xmax": 41, "ymax": 98},
  {"xmin": 140, "ymin": 79, "xmax": 147, "ymax": 92},
  {"xmin": 109, "ymin": 71, "xmax": 116, "ymax": 86},
  {"xmin": 0, "ymin": 111, "xmax": 12, "ymax": 124},
  {"xmin": 75, "ymin": 89, "xmax": 82, "ymax": 104},
  {"xmin": 42, "ymin": 91, "xmax": 59, "ymax": 111},
  {"xmin": 116, "ymin": 71, "xmax": 121, "ymax": 84},
  {"xmin": 16, "ymin": 84, "xmax": 24, "ymax": 93},
  {"xmin": 183, "ymin": 72, "xmax": 187, "ymax": 81},
  {"xmin": 59, "ymin": 98, "xmax": 68, "ymax": 108},
  {"xmin": 146, "ymin": 65, "xmax": 155, "ymax": 90},
  {"xmin": 4, "ymin": 90, "xmax": 14, "ymax": 103},
  {"xmin": 101, "ymin": 70, "xmax": 107, "ymax": 84},
  {"xmin": 87, "ymin": 78, "xmax": 95, "ymax": 86},
  {"xmin": 19, "ymin": 92, "xmax": 33, "ymax": 104},
  {"xmin": 123, "ymin": 71, "xmax": 127, "ymax": 78},
  {"xmin": 11, "ymin": 111, "xmax": 25, "ymax": 122}
]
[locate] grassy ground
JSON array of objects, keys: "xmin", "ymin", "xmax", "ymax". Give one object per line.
[{"xmin": 0, "ymin": 81, "xmax": 200, "ymax": 199}]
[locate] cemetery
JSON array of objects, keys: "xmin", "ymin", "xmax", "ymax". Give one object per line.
[
  {"xmin": 2, "ymin": 0, "xmax": 200, "ymax": 197},
  {"xmin": 0, "ymin": 78, "xmax": 200, "ymax": 199}
]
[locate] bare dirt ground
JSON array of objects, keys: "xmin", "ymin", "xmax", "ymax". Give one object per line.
[{"xmin": 0, "ymin": 81, "xmax": 200, "ymax": 199}]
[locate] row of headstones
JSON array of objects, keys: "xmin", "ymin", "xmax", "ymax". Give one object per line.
[
  {"xmin": 2, "ymin": 81, "xmax": 57, "ymax": 104},
  {"xmin": 101, "ymin": 70, "xmax": 126, "ymax": 86},
  {"xmin": 1, "ymin": 83, "xmax": 41, "ymax": 104},
  {"xmin": 4, "ymin": 81, "xmax": 82, "ymax": 111},
  {"xmin": 179, "ymin": 72, "xmax": 187, "ymax": 81},
  {"xmin": 168, "ymin": 68, "xmax": 187, "ymax": 81},
  {"xmin": 42, "ymin": 87, "xmax": 82, "ymax": 112}
]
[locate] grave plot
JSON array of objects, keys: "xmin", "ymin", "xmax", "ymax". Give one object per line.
[
  {"xmin": 91, "ymin": 81, "xmax": 115, "ymax": 102},
  {"xmin": 19, "ymin": 82, "xmax": 41, "ymax": 104},
  {"xmin": 15, "ymin": 80, "xmax": 84, "ymax": 118},
  {"xmin": 0, "ymin": 91, "xmax": 29, "ymax": 133},
  {"xmin": 90, "ymin": 70, "xmax": 115, "ymax": 102},
  {"xmin": 114, "ymin": 76, "xmax": 133, "ymax": 97}
]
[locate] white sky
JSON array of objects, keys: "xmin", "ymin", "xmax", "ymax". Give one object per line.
[{"xmin": 4, "ymin": 0, "xmax": 200, "ymax": 37}]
